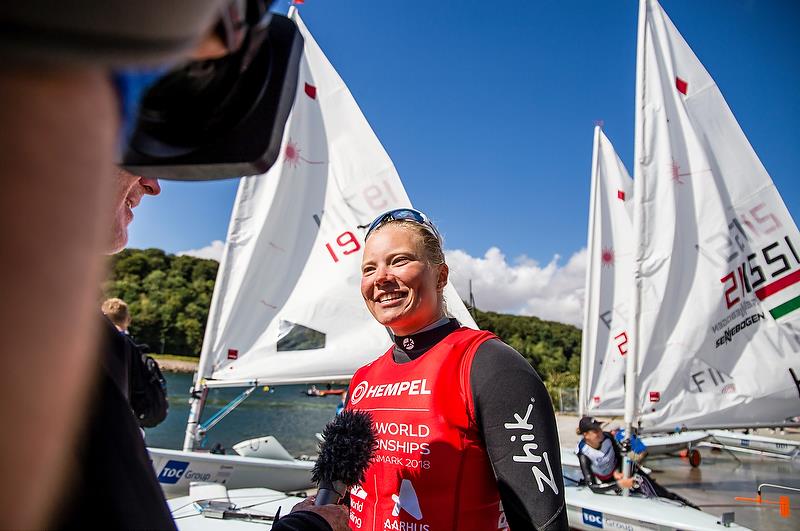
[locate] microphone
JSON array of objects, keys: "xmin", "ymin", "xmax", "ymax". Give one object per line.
[{"xmin": 312, "ymin": 409, "xmax": 378, "ymax": 505}]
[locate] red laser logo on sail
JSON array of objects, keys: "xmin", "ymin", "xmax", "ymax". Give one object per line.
[
  {"xmin": 601, "ymin": 248, "xmax": 615, "ymax": 267},
  {"xmin": 284, "ymin": 139, "xmax": 326, "ymax": 167}
]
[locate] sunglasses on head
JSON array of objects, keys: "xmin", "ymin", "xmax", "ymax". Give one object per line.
[{"xmin": 364, "ymin": 208, "xmax": 442, "ymax": 244}]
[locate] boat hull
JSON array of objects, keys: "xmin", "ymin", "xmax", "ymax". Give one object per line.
[
  {"xmin": 167, "ymin": 484, "xmax": 751, "ymax": 531},
  {"xmin": 706, "ymin": 429, "xmax": 800, "ymax": 457},
  {"xmin": 149, "ymin": 447, "xmax": 314, "ymax": 497},
  {"xmin": 566, "ymin": 486, "xmax": 751, "ymax": 531},
  {"xmin": 641, "ymin": 431, "xmax": 709, "ymax": 455}
]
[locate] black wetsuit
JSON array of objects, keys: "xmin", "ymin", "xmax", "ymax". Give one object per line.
[
  {"xmin": 379, "ymin": 318, "xmax": 568, "ymax": 531},
  {"xmin": 577, "ymin": 433, "xmax": 624, "ymax": 494}
]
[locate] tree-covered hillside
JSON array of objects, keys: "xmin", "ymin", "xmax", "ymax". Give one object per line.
[
  {"xmin": 104, "ymin": 248, "xmax": 218, "ymax": 355},
  {"xmin": 104, "ymin": 249, "xmax": 582, "ymax": 390},
  {"xmin": 473, "ymin": 308, "xmax": 581, "ymax": 390}
]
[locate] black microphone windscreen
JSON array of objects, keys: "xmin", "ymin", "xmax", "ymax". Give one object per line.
[{"xmin": 312, "ymin": 409, "xmax": 378, "ymax": 488}]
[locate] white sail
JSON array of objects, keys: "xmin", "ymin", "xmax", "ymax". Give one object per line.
[
  {"xmin": 630, "ymin": 0, "xmax": 800, "ymax": 431},
  {"xmin": 195, "ymin": 12, "xmax": 476, "ymax": 387},
  {"xmin": 580, "ymin": 127, "xmax": 634, "ymax": 416}
]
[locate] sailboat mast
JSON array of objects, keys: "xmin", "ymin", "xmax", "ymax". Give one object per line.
[
  {"xmin": 623, "ymin": 0, "xmax": 648, "ymax": 487},
  {"xmin": 579, "ymin": 125, "xmax": 602, "ymax": 417}
]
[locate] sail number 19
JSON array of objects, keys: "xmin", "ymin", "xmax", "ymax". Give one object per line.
[{"xmin": 325, "ymin": 231, "xmax": 361, "ymax": 263}]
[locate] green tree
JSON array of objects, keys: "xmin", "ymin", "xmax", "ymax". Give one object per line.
[{"xmin": 104, "ymin": 248, "xmax": 218, "ymax": 356}]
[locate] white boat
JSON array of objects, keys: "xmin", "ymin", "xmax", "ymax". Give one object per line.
[
  {"xmin": 579, "ymin": 126, "xmax": 634, "ymax": 419},
  {"xmin": 150, "ymin": 447, "xmax": 314, "ymax": 498},
  {"xmin": 572, "ymin": 0, "xmax": 799, "ymax": 526},
  {"xmin": 151, "ymin": 7, "xmax": 477, "ymax": 497},
  {"xmin": 165, "ymin": 453, "xmax": 751, "ymax": 531},
  {"xmin": 641, "ymin": 430, "xmax": 708, "ymax": 467},
  {"xmin": 167, "ymin": 484, "xmax": 304, "ymax": 531},
  {"xmin": 564, "ymin": 486, "xmax": 749, "ymax": 531},
  {"xmin": 582, "ymin": 0, "xmax": 800, "ymax": 440},
  {"xmin": 625, "ymin": 0, "xmax": 800, "ymax": 435},
  {"xmin": 703, "ymin": 429, "xmax": 800, "ymax": 459}
]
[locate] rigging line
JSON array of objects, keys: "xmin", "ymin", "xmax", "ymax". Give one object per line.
[{"xmin": 198, "ymin": 385, "xmax": 257, "ymax": 433}]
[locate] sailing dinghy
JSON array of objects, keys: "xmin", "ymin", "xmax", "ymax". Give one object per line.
[
  {"xmin": 149, "ymin": 7, "xmax": 476, "ymax": 497},
  {"xmin": 625, "ymin": 0, "xmax": 800, "ymax": 438},
  {"xmin": 579, "ymin": 124, "xmax": 709, "ymax": 463},
  {"xmin": 582, "ymin": 0, "xmax": 800, "ymax": 466}
]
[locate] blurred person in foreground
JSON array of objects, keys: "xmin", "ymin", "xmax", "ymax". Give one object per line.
[
  {"xmin": 0, "ymin": 4, "xmax": 223, "ymax": 527},
  {"xmin": 347, "ymin": 209, "xmax": 567, "ymax": 530},
  {"xmin": 0, "ymin": 2, "xmax": 343, "ymax": 529}
]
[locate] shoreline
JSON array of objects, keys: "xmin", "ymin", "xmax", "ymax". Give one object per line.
[{"xmin": 151, "ymin": 356, "xmax": 198, "ymax": 373}]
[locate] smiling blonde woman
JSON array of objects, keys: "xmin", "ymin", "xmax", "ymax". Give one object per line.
[{"xmin": 347, "ymin": 208, "xmax": 567, "ymax": 531}]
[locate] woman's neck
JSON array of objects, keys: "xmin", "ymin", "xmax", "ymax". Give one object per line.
[
  {"xmin": 391, "ymin": 313, "xmax": 447, "ymax": 337},
  {"xmin": 391, "ymin": 317, "xmax": 458, "ymax": 362}
]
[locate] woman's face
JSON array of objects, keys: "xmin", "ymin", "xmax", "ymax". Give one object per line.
[{"xmin": 360, "ymin": 224, "xmax": 447, "ymax": 336}]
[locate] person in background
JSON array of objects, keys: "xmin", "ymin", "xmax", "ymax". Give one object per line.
[
  {"xmin": 576, "ymin": 417, "xmax": 698, "ymax": 508},
  {"xmin": 576, "ymin": 417, "xmax": 635, "ymax": 493},
  {"xmin": 347, "ymin": 208, "xmax": 567, "ymax": 530},
  {"xmin": 102, "ymin": 297, "xmax": 132, "ymax": 334}
]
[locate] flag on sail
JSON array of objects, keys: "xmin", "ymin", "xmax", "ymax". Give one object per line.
[
  {"xmin": 580, "ymin": 126, "xmax": 634, "ymax": 415},
  {"xmin": 195, "ymin": 12, "xmax": 476, "ymax": 386},
  {"xmin": 630, "ymin": 0, "xmax": 800, "ymax": 430}
]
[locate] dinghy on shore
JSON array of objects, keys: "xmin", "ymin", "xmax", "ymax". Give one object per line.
[
  {"xmin": 703, "ymin": 429, "xmax": 800, "ymax": 459},
  {"xmin": 580, "ymin": 0, "xmax": 800, "ymax": 457}
]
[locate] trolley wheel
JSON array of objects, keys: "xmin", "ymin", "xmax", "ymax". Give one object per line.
[{"xmin": 688, "ymin": 449, "xmax": 701, "ymax": 468}]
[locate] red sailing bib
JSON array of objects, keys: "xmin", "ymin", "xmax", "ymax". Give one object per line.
[{"xmin": 347, "ymin": 327, "xmax": 507, "ymax": 531}]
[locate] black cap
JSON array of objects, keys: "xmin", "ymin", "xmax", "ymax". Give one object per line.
[{"xmin": 578, "ymin": 416, "xmax": 604, "ymax": 433}]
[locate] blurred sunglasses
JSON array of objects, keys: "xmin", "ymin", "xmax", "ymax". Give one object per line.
[{"xmin": 364, "ymin": 208, "xmax": 442, "ymax": 244}]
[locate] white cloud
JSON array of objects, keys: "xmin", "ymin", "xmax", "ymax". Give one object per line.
[
  {"xmin": 178, "ymin": 240, "xmax": 225, "ymax": 261},
  {"xmin": 175, "ymin": 240, "xmax": 586, "ymax": 326},
  {"xmin": 445, "ymin": 247, "xmax": 586, "ymax": 327}
]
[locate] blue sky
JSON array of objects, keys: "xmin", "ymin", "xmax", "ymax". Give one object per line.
[{"xmin": 127, "ymin": 0, "xmax": 800, "ymax": 324}]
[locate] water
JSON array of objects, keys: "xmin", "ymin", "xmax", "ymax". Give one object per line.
[{"xmin": 144, "ymin": 372, "xmax": 345, "ymax": 456}]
